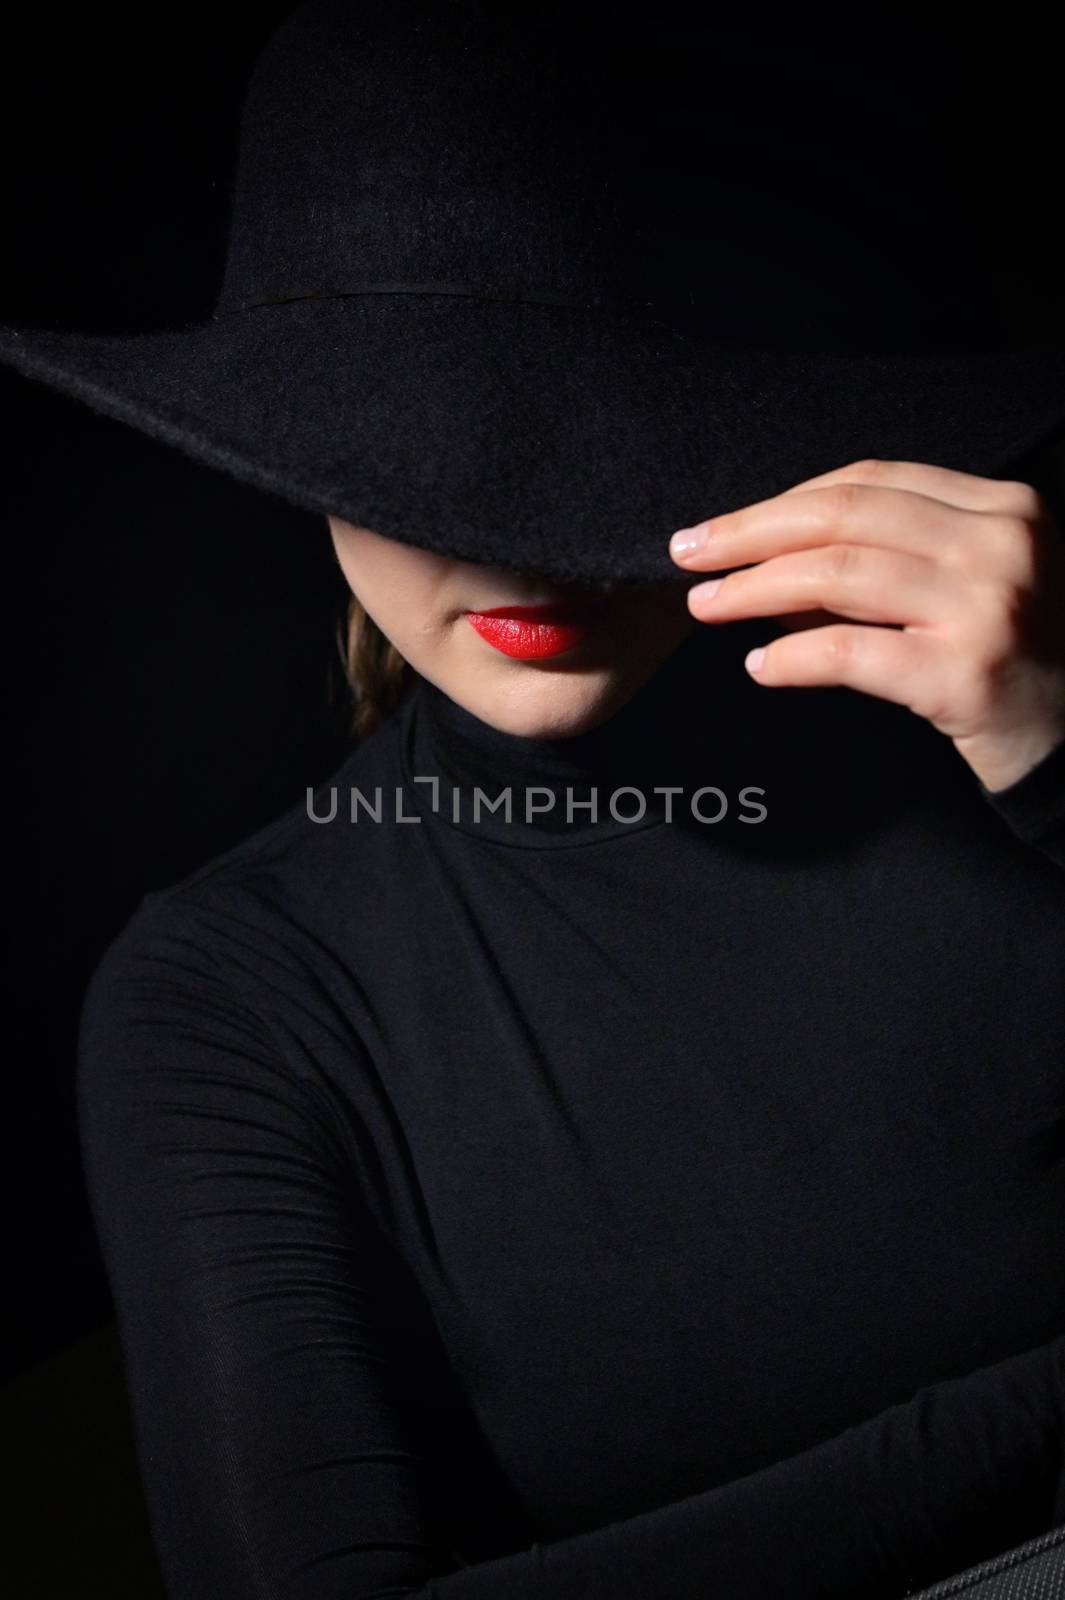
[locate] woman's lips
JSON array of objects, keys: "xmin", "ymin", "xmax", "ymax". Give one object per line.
[{"xmin": 463, "ymin": 601, "xmax": 602, "ymax": 660}]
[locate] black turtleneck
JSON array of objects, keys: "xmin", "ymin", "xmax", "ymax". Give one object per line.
[{"xmin": 77, "ymin": 620, "xmax": 1065, "ymax": 1599}]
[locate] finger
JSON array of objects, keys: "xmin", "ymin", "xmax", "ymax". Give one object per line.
[
  {"xmin": 688, "ymin": 544, "xmax": 956, "ymax": 627},
  {"xmin": 778, "ymin": 457, "xmax": 1045, "ymax": 517},
  {"xmin": 671, "ymin": 483, "xmax": 983, "ymax": 572},
  {"xmin": 745, "ymin": 621, "xmax": 947, "ymax": 715}
]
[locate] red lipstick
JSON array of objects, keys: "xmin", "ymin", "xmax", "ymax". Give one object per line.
[{"xmin": 464, "ymin": 601, "xmax": 601, "ymax": 660}]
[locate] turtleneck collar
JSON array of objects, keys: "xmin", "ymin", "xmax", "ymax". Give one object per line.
[{"xmin": 397, "ymin": 618, "xmax": 780, "ymax": 848}]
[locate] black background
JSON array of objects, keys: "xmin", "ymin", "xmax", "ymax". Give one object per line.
[
  {"xmin": 1, "ymin": 7, "xmax": 352, "ymax": 1592},
  {"xmin": 0, "ymin": 5, "xmax": 1062, "ymax": 1595},
  {"xmin": 1, "ymin": 0, "xmax": 354, "ymax": 1379}
]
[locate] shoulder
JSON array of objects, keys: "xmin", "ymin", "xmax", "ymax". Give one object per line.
[
  {"xmin": 75, "ymin": 875, "xmax": 368, "ymax": 1260},
  {"xmin": 76, "ymin": 888, "xmax": 278, "ymax": 1106},
  {"xmin": 76, "ymin": 878, "xmax": 364, "ymax": 1185}
]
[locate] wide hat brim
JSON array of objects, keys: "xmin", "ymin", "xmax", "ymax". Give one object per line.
[{"xmin": 2, "ymin": 296, "xmax": 1064, "ymax": 589}]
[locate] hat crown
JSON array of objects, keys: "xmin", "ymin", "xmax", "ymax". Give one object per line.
[
  {"xmin": 215, "ymin": 1, "xmax": 681, "ymax": 318},
  {"xmin": 212, "ymin": 1, "xmax": 1018, "ymax": 350}
]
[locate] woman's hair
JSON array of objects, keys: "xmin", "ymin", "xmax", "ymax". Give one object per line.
[
  {"xmin": 335, "ymin": 593, "xmax": 420, "ymax": 740},
  {"xmin": 334, "ymin": 430, "xmax": 1065, "ymax": 741}
]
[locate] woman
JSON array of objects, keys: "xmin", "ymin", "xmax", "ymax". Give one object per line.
[{"xmin": 3, "ymin": 3, "xmax": 1064, "ymax": 1596}]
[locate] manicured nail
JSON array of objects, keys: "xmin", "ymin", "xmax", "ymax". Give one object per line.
[
  {"xmin": 745, "ymin": 647, "xmax": 766, "ymax": 674},
  {"xmin": 670, "ymin": 525, "xmax": 707, "ymax": 558},
  {"xmin": 689, "ymin": 577, "xmax": 722, "ymax": 602}
]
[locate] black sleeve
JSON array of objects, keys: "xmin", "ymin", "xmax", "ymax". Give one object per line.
[
  {"xmin": 77, "ymin": 895, "xmax": 1065, "ymax": 1600},
  {"xmin": 976, "ymin": 732, "xmax": 1065, "ymax": 872}
]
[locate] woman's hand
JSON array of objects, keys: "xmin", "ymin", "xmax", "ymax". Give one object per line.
[{"xmin": 668, "ymin": 458, "xmax": 1065, "ymax": 793}]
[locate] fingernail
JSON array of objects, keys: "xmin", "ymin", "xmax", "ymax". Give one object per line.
[
  {"xmin": 689, "ymin": 577, "xmax": 722, "ymax": 602},
  {"xmin": 745, "ymin": 647, "xmax": 766, "ymax": 674},
  {"xmin": 670, "ymin": 525, "xmax": 707, "ymax": 558}
]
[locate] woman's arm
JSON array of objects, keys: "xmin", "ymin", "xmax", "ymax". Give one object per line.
[{"xmin": 77, "ymin": 894, "xmax": 1064, "ymax": 1600}]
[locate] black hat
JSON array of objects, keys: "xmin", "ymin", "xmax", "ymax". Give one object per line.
[{"xmin": 2, "ymin": 1, "xmax": 1063, "ymax": 589}]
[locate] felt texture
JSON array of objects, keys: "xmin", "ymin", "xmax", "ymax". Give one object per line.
[{"xmin": 2, "ymin": 0, "xmax": 1064, "ymax": 587}]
